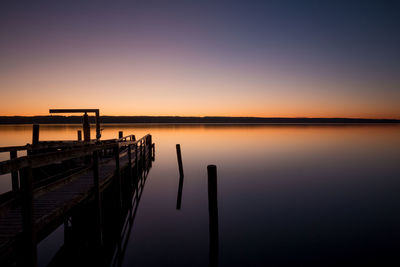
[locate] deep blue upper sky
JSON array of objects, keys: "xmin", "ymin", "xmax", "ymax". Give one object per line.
[{"xmin": 1, "ymin": 0, "xmax": 399, "ymax": 117}]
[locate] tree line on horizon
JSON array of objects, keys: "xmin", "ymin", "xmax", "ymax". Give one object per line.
[{"xmin": 0, "ymin": 116, "xmax": 398, "ymax": 124}]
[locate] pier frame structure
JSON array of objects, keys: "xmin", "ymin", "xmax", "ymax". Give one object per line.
[
  {"xmin": 0, "ymin": 126, "xmax": 155, "ymax": 266},
  {"xmin": 49, "ymin": 109, "xmax": 102, "ymax": 141}
]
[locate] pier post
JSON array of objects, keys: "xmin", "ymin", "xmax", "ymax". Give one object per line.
[
  {"xmin": 148, "ymin": 135, "xmax": 153, "ymax": 164},
  {"xmin": 114, "ymin": 145, "xmax": 122, "ymax": 207},
  {"xmin": 10, "ymin": 151, "xmax": 19, "ymax": 192},
  {"xmin": 128, "ymin": 145, "xmax": 133, "ymax": 187},
  {"xmin": 20, "ymin": 164, "xmax": 37, "ymax": 267},
  {"xmin": 176, "ymin": 174, "xmax": 184, "ymax": 210},
  {"xmin": 134, "ymin": 144, "xmax": 139, "ymax": 186},
  {"xmin": 92, "ymin": 150, "xmax": 103, "ymax": 245},
  {"xmin": 77, "ymin": 130, "xmax": 82, "ymax": 141},
  {"xmin": 83, "ymin": 113, "xmax": 90, "ymax": 142},
  {"xmin": 207, "ymin": 165, "xmax": 219, "ymax": 267},
  {"xmin": 176, "ymin": 144, "xmax": 184, "ymax": 178},
  {"xmin": 176, "ymin": 143, "xmax": 184, "ymax": 210},
  {"xmin": 141, "ymin": 140, "xmax": 145, "ymax": 171},
  {"xmin": 176, "ymin": 144, "xmax": 184, "ymax": 209},
  {"xmin": 118, "ymin": 131, "xmax": 123, "ymax": 139},
  {"xmin": 32, "ymin": 124, "xmax": 39, "ymax": 145}
]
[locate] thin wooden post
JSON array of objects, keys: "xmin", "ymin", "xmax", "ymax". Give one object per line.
[
  {"xmin": 176, "ymin": 144, "xmax": 184, "ymax": 178},
  {"xmin": 141, "ymin": 140, "xmax": 145, "ymax": 171},
  {"xmin": 118, "ymin": 131, "xmax": 123, "ymax": 139},
  {"xmin": 10, "ymin": 151, "xmax": 19, "ymax": 192},
  {"xmin": 135, "ymin": 143, "xmax": 139, "ymax": 179},
  {"xmin": 114, "ymin": 145, "xmax": 122, "ymax": 207},
  {"xmin": 152, "ymin": 144, "xmax": 155, "ymax": 161},
  {"xmin": 92, "ymin": 150, "xmax": 103, "ymax": 245},
  {"xmin": 83, "ymin": 113, "xmax": 90, "ymax": 142},
  {"xmin": 32, "ymin": 124, "xmax": 39, "ymax": 145},
  {"xmin": 148, "ymin": 135, "xmax": 153, "ymax": 162},
  {"xmin": 77, "ymin": 130, "xmax": 82, "ymax": 141},
  {"xmin": 95, "ymin": 111, "xmax": 101, "ymax": 140},
  {"xmin": 20, "ymin": 164, "xmax": 37, "ymax": 267},
  {"xmin": 176, "ymin": 174, "xmax": 184, "ymax": 210},
  {"xmin": 207, "ymin": 165, "xmax": 219, "ymax": 267},
  {"xmin": 128, "ymin": 145, "xmax": 133, "ymax": 187}
]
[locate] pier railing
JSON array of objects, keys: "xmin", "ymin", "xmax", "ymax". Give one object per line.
[{"xmin": 0, "ymin": 134, "xmax": 151, "ymax": 176}]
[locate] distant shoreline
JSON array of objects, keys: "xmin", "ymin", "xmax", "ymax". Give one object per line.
[{"xmin": 0, "ymin": 116, "xmax": 399, "ymax": 124}]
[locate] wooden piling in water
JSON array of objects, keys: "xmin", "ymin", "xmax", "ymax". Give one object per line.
[
  {"xmin": 176, "ymin": 174, "xmax": 184, "ymax": 210},
  {"xmin": 92, "ymin": 150, "xmax": 103, "ymax": 245},
  {"xmin": 207, "ymin": 165, "xmax": 219, "ymax": 267},
  {"xmin": 118, "ymin": 131, "xmax": 123, "ymax": 139},
  {"xmin": 176, "ymin": 144, "xmax": 184, "ymax": 178}
]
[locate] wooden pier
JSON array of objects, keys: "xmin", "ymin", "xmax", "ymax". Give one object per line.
[{"xmin": 0, "ymin": 126, "xmax": 155, "ymax": 266}]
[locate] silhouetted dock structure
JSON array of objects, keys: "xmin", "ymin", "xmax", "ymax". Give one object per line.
[{"xmin": 0, "ymin": 114, "xmax": 155, "ymax": 266}]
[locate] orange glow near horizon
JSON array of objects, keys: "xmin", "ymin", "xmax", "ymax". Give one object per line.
[
  {"xmin": 1, "ymin": 66, "xmax": 399, "ymax": 119},
  {"xmin": 1, "ymin": 2, "xmax": 399, "ymax": 120}
]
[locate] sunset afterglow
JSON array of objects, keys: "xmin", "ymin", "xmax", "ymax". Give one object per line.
[{"xmin": 1, "ymin": 1, "xmax": 399, "ymax": 118}]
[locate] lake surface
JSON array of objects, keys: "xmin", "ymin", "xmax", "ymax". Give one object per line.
[{"xmin": 1, "ymin": 124, "xmax": 400, "ymax": 266}]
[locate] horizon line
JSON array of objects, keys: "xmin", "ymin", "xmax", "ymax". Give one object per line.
[{"xmin": 0, "ymin": 115, "xmax": 399, "ymax": 120}]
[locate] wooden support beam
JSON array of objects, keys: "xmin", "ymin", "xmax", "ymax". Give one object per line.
[
  {"xmin": 20, "ymin": 165, "xmax": 37, "ymax": 267},
  {"xmin": 141, "ymin": 141, "xmax": 145, "ymax": 171},
  {"xmin": 92, "ymin": 150, "xmax": 103, "ymax": 245},
  {"xmin": 114, "ymin": 146, "xmax": 122, "ymax": 207},
  {"xmin": 10, "ymin": 151, "xmax": 19, "ymax": 192},
  {"xmin": 134, "ymin": 144, "xmax": 138, "ymax": 175},
  {"xmin": 118, "ymin": 131, "xmax": 123, "ymax": 139},
  {"xmin": 128, "ymin": 145, "xmax": 133, "ymax": 186}
]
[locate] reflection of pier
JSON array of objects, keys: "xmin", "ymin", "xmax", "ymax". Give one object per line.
[{"xmin": 0, "ymin": 125, "xmax": 155, "ymax": 266}]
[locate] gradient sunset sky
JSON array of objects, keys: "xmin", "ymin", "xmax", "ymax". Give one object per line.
[{"xmin": 1, "ymin": 0, "xmax": 399, "ymax": 118}]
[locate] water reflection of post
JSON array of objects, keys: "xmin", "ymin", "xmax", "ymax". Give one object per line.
[
  {"xmin": 208, "ymin": 165, "xmax": 219, "ymax": 267},
  {"xmin": 176, "ymin": 144, "xmax": 184, "ymax": 210}
]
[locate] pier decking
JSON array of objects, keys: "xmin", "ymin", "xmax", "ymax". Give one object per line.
[{"xmin": 0, "ymin": 132, "xmax": 154, "ymax": 266}]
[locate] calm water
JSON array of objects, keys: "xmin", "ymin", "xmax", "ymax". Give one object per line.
[{"xmin": 1, "ymin": 124, "xmax": 400, "ymax": 266}]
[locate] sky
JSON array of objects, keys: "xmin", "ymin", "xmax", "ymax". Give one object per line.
[{"xmin": 0, "ymin": 0, "xmax": 399, "ymax": 118}]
